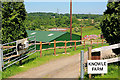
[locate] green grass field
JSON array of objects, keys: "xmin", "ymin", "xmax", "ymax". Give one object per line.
[{"xmin": 72, "ymin": 26, "xmax": 101, "ymax": 37}]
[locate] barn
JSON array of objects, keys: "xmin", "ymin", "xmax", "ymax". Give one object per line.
[{"xmin": 26, "ymin": 30, "xmax": 81, "ymax": 49}]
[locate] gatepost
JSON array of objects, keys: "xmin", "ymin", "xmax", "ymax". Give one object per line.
[
  {"xmin": 0, "ymin": 44, "xmax": 3, "ymax": 79},
  {"xmin": 81, "ymin": 50, "xmax": 84, "ymax": 79}
]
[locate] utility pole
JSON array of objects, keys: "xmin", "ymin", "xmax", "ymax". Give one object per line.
[
  {"xmin": 81, "ymin": 19, "xmax": 83, "ymax": 44},
  {"xmin": 70, "ymin": 0, "xmax": 72, "ymax": 45},
  {"xmin": 81, "ymin": 25, "xmax": 82, "ymax": 41}
]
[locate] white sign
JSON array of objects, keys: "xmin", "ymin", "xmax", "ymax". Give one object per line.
[{"xmin": 87, "ymin": 60, "xmax": 107, "ymax": 74}]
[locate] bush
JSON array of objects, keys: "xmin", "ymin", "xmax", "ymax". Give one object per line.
[
  {"xmin": 100, "ymin": 1, "xmax": 120, "ymax": 45},
  {"xmin": 2, "ymin": 2, "xmax": 27, "ymax": 44}
]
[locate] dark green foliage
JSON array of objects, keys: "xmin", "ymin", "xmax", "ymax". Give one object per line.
[
  {"xmin": 94, "ymin": 22, "xmax": 101, "ymax": 29},
  {"xmin": 100, "ymin": 1, "xmax": 120, "ymax": 45},
  {"xmin": 0, "ymin": 1, "xmax": 2, "ymax": 44},
  {"xmin": 74, "ymin": 27, "xmax": 81, "ymax": 32},
  {"xmin": 73, "ymin": 14, "xmax": 102, "ymax": 19},
  {"xmin": 2, "ymin": 2, "xmax": 27, "ymax": 44},
  {"xmin": 24, "ymin": 12, "xmax": 102, "ymax": 30}
]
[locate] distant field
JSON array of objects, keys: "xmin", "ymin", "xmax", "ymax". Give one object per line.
[{"xmin": 72, "ymin": 26, "xmax": 101, "ymax": 37}]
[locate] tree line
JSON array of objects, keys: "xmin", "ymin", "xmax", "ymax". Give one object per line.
[{"xmin": 24, "ymin": 12, "xmax": 103, "ymax": 31}]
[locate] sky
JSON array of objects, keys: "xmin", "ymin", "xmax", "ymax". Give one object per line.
[
  {"xmin": 24, "ymin": 1, "xmax": 108, "ymax": 14},
  {"xmin": 24, "ymin": 0, "xmax": 108, "ymax": 2}
]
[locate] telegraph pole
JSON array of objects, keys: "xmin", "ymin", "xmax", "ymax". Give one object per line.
[
  {"xmin": 81, "ymin": 19, "xmax": 83, "ymax": 44},
  {"xmin": 70, "ymin": 0, "xmax": 72, "ymax": 44},
  {"xmin": 81, "ymin": 25, "xmax": 82, "ymax": 41}
]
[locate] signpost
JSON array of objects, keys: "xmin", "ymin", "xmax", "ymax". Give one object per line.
[
  {"xmin": 87, "ymin": 60, "xmax": 107, "ymax": 74},
  {"xmin": 88, "ymin": 47, "xmax": 92, "ymax": 78}
]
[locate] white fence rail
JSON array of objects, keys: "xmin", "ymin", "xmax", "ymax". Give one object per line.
[
  {"xmin": 106, "ymin": 57, "xmax": 120, "ymax": 63},
  {"xmin": 91, "ymin": 43, "xmax": 120, "ymax": 63}
]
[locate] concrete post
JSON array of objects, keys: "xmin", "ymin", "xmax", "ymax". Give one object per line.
[{"xmin": 81, "ymin": 50, "xmax": 84, "ymax": 79}]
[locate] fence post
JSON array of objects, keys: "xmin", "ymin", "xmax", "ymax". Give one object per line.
[
  {"xmin": 84, "ymin": 40, "xmax": 85, "ymax": 49},
  {"xmin": 34, "ymin": 35, "xmax": 37, "ymax": 57},
  {"xmin": 81, "ymin": 40, "xmax": 82, "ymax": 45},
  {"xmin": 19, "ymin": 54, "xmax": 22, "ymax": 65},
  {"xmin": 35, "ymin": 35, "xmax": 36, "ymax": 51},
  {"xmin": 102, "ymin": 40, "xmax": 103, "ymax": 46},
  {"xmin": 40, "ymin": 42, "xmax": 42, "ymax": 57},
  {"xmin": 88, "ymin": 47, "xmax": 92, "ymax": 79},
  {"xmin": 91, "ymin": 40, "xmax": 92, "ymax": 47},
  {"xmin": 81, "ymin": 50, "xmax": 84, "ymax": 79},
  {"xmin": 75, "ymin": 40, "xmax": 76, "ymax": 51},
  {"xmin": 54, "ymin": 40, "xmax": 56, "ymax": 55},
  {"xmin": 101, "ymin": 40, "xmax": 104, "ymax": 76},
  {"xmin": 19, "ymin": 58, "xmax": 22, "ymax": 66},
  {"xmin": 65, "ymin": 40, "xmax": 67, "ymax": 54},
  {"xmin": 0, "ymin": 44, "xmax": 3, "ymax": 79}
]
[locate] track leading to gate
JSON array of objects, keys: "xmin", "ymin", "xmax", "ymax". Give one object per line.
[{"xmin": 10, "ymin": 54, "xmax": 81, "ymax": 78}]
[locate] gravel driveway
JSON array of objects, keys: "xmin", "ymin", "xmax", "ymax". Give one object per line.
[{"xmin": 10, "ymin": 54, "xmax": 82, "ymax": 78}]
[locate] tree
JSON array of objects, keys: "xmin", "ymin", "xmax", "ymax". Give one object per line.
[
  {"xmin": 74, "ymin": 27, "xmax": 80, "ymax": 32},
  {"xmin": 100, "ymin": 1, "xmax": 120, "ymax": 45},
  {"xmin": 95, "ymin": 22, "xmax": 101, "ymax": 29},
  {"xmin": 0, "ymin": 1, "xmax": 2, "ymax": 44},
  {"xmin": 2, "ymin": 2, "xmax": 27, "ymax": 44}
]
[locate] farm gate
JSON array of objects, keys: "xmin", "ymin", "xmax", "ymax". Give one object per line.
[{"xmin": 0, "ymin": 36, "xmax": 36, "ymax": 71}]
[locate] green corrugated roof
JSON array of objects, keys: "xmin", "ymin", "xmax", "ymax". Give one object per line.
[{"xmin": 26, "ymin": 30, "xmax": 67, "ymax": 42}]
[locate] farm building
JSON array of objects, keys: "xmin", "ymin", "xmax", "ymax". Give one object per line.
[
  {"xmin": 26, "ymin": 30, "xmax": 81, "ymax": 49},
  {"xmin": 48, "ymin": 28, "xmax": 69, "ymax": 32}
]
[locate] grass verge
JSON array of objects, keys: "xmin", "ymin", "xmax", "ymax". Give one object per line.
[{"xmin": 0, "ymin": 71, "xmax": 2, "ymax": 79}]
